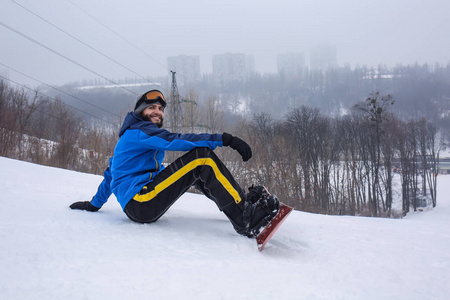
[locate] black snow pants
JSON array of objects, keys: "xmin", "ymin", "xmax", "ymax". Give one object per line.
[{"xmin": 124, "ymin": 147, "xmax": 248, "ymax": 234}]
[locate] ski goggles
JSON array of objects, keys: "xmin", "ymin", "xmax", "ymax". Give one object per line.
[{"xmin": 136, "ymin": 90, "xmax": 167, "ymax": 109}]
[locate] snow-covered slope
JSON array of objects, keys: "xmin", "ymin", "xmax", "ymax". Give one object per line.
[{"xmin": 0, "ymin": 156, "xmax": 449, "ymax": 300}]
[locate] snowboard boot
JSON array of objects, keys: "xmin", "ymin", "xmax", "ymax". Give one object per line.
[
  {"xmin": 242, "ymin": 185, "xmax": 280, "ymax": 238},
  {"xmin": 224, "ymin": 185, "xmax": 280, "ymax": 238}
]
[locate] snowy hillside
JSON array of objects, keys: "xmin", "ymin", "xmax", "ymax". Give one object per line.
[{"xmin": 0, "ymin": 156, "xmax": 449, "ymax": 300}]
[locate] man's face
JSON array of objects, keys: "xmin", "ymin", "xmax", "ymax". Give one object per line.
[{"xmin": 141, "ymin": 104, "xmax": 164, "ymax": 128}]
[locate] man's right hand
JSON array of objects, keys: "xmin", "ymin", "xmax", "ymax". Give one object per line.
[{"xmin": 70, "ymin": 201, "xmax": 100, "ymax": 212}]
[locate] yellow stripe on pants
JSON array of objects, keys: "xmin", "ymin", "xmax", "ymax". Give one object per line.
[{"xmin": 133, "ymin": 158, "xmax": 242, "ymax": 204}]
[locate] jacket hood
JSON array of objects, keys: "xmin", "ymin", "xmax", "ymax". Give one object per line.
[{"xmin": 119, "ymin": 112, "xmax": 144, "ymax": 137}]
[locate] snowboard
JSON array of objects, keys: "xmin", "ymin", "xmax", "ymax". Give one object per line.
[{"xmin": 256, "ymin": 204, "xmax": 293, "ymax": 251}]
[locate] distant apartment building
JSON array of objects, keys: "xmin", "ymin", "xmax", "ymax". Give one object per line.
[
  {"xmin": 277, "ymin": 52, "xmax": 306, "ymax": 77},
  {"xmin": 212, "ymin": 53, "xmax": 255, "ymax": 85},
  {"xmin": 167, "ymin": 55, "xmax": 201, "ymax": 86},
  {"xmin": 310, "ymin": 44, "xmax": 337, "ymax": 70}
]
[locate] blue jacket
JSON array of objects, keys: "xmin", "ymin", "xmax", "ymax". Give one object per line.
[{"xmin": 91, "ymin": 112, "xmax": 224, "ymax": 210}]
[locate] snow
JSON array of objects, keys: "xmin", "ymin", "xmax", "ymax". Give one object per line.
[
  {"xmin": 76, "ymin": 82, "xmax": 161, "ymax": 90},
  {"xmin": 0, "ymin": 156, "xmax": 449, "ymax": 300}
]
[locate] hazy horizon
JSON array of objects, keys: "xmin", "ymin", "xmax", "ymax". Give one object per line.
[{"xmin": 2, "ymin": 0, "xmax": 450, "ymax": 88}]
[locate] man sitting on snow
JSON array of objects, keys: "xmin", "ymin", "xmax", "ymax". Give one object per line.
[{"xmin": 70, "ymin": 89, "xmax": 279, "ymax": 238}]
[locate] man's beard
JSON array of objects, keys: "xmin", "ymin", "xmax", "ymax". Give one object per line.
[{"xmin": 142, "ymin": 114, "xmax": 163, "ymax": 128}]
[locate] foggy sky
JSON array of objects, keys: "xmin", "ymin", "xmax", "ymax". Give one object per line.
[{"xmin": 1, "ymin": 0, "xmax": 450, "ymax": 87}]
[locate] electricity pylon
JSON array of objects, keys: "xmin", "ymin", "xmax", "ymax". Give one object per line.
[{"xmin": 169, "ymin": 70, "xmax": 182, "ymax": 132}]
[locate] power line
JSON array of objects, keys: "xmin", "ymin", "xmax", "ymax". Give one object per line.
[
  {"xmin": 66, "ymin": 0, "xmax": 169, "ymax": 74},
  {"xmin": 0, "ymin": 61, "xmax": 121, "ymax": 118},
  {"xmin": 0, "ymin": 77, "xmax": 63, "ymax": 123},
  {"xmin": 0, "ymin": 20, "xmax": 138, "ymax": 96},
  {"xmin": 0, "ymin": 75, "xmax": 119, "ymax": 127},
  {"xmin": 66, "ymin": 0, "xmax": 173, "ymax": 95},
  {"xmin": 67, "ymin": 0, "xmax": 175, "ymax": 93},
  {"xmin": 9, "ymin": 0, "xmax": 161, "ymax": 88},
  {"xmin": 67, "ymin": 0, "xmax": 179, "ymax": 92}
]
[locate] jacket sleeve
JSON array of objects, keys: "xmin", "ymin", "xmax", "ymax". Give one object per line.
[
  {"xmin": 138, "ymin": 124, "xmax": 224, "ymax": 151},
  {"xmin": 90, "ymin": 158, "xmax": 113, "ymax": 208}
]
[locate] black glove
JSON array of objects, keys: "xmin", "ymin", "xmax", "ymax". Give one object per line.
[
  {"xmin": 222, "ymin": 132, "xmax": 252, "ymax": 162},
  {"xmin": 70, "ymin": 201, "xmax": 100, "ymax": 212}
]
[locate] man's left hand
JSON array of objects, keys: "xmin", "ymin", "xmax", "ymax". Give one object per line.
[{"xmin": 222, "ymin": 132, "xmax": 252, "ymax": 162}]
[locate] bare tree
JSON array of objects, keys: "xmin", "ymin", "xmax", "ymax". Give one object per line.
[
  {"xmin": 202, "ymin": 96, "xmax": 224, "ymax": 134},
  {"xmin": 354, "ymin": 91, "xmax": 394, "ymax": 216},
  {"xmin": 182, "ymin": 89, "xmax": 200, "ymax": 133},
  {"xmin": 50, "ymin": 99, "xmax": 82, "ymax": 169},
  {"xmin": 286, "ymin": 106, "xmax": 323, "ymax": 212},
  {"xmin": 417, "ymin": 119, "xmax": 439, "ymax": 207}
]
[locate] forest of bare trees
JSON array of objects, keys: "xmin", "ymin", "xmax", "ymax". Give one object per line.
[
  {"xmin": 0, "ymin": 80, "xmax": 117, "ymax": 174},
  {"xmin": 0, "ymin": 76, "xmax": 444, "ymax": 218},
  {"xmin": 228, "ymin": 94, "xmax": 441, "ymax": 218}
]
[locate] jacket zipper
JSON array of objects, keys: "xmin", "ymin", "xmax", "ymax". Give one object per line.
[{"xmin": 149, "ymin": 150, "xmax": 159, "ymax": 180}]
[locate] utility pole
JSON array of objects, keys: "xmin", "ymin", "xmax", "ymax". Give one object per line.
[{"xmin": 169, "ymin": 70, "xmax": 182, "ymax": 132}]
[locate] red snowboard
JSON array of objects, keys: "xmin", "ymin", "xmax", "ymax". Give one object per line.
[{"xmin": 256, "ymin": 204, "xmax": 293, "ymax": 251}]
